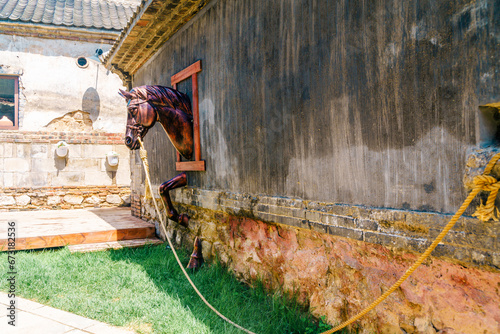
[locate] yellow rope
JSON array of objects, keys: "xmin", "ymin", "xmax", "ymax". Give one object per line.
[
  {"xmin": 139, "ymin": 137, "xmax": 500, "ymax": 334},
  {"xmin": 322, "ymin": 152, "xmax": 500, "ymax": 334},
  {"xmin": 137, "ymin": 138, "xmax": 257, "ymax": 334}
]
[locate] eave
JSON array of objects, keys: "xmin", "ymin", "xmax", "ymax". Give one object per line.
[
  {"xmin": 0, "ymin": 21, "xmax": 120, "ymax": 44},
  {"xmin": 103, "ymin": 0, "xmax": 209, "ymax": 80}
]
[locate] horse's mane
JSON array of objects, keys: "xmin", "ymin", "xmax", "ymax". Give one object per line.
[{"xmin": 131, "ymin": 85, "xmax": 192, "ymax": 116}]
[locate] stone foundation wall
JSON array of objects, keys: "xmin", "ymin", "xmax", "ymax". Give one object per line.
[
  {"xmin": 0, "ymin": 185, "xmax": 130, "ymax": 211},
  {"xmin": 137, "ymin": 187, "xmax": 499, "ymax": 334},
  {"xmin": 167, "ymin": 188, "xmax": 499, "ymax": 271}
]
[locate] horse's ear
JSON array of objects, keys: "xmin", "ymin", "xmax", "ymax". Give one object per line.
[{"xmin": 118, "ymin": 89, "xmax": 134, "ymax": 100}]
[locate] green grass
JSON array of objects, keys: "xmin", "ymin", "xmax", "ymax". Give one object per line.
[{"xmin": 0, "ymin": 245, "xmax": 348, "ymax": 334}]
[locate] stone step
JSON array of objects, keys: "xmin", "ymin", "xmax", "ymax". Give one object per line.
[{"xmin": 68, "ymin": 238, "xmax": 163, "ymax": 253}]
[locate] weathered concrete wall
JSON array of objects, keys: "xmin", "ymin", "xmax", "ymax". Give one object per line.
[
  {"xmin": 133, "ymin": 0, "xmax": 499, "ymax": 214},
  {"xmin": 0, "ymin": 130, "xmax": 131, "ymax": 210},
  {"xmin": 0, "ymin": 34, "xmax": 126, "ymax": 133}
]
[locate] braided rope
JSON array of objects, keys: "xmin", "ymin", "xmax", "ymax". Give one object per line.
[
  {"xmin": 472, "ymin": 175, "xmax": 500, "ymax": 221},
  {"xmin": 139, "ymin": 148, "xmax": 153, "ymax": 200},
  {"xmin": 137, "ymin": 138, "xmax": 257, "ymax": 334},
  {"xmin": 322, "ymin": 152, "xmax": 500, "ymax": 333}
]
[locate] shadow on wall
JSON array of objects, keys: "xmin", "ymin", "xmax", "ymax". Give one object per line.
[{"xmin": 82, "ymin": 87, "xmax": 100, "ymax": 123}]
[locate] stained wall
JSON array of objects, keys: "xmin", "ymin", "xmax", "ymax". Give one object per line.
[
  {"xmin": 0, "ymin": 35, "xmax": 127, "ymax": 132},
  {"xmin": 133, "ymin": 0, "xmax": 499, "ymax": 214}
]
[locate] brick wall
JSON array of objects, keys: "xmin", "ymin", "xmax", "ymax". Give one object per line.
[
  {"xmin": 131, "ymin": 193, "xmax": 141, "ymax": 217},
  {"xmin": 0, "ymin": 130, "xmax": 124, "ymax": 145}
]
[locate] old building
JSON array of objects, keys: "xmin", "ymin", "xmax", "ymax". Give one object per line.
[
  {"xmin": 0, "ymin": 0, "xmax": 140, "ymax": 209},
  {"xmin": 105, "ymin": 1, "xmax": 499, "ymax": 333}
]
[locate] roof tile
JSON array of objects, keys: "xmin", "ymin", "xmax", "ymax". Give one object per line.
[
  {"xmin": 82, "ymin": 0, "xmax": 92, "ymax": 27},
  {"xmin": 62, "ymin": 0, "xmax": 73, "ymax": 25},
  {"xmin": 0, "ymin": 0, "xmax": 137, "ymax": 31},
  {"xmin": 52, "ymin": 0, "xmax": 65, "ymax": 25},
  {"xmin": 41, "ymin": 0, "xmax": 56, "ymax": 25},
  {"xmin": 30, "ymin": 0, "xmax": 45, "ymax": 22},
  {"xmin": 11, "ymin": 0, "xmax": 28, "ymax": 20},
  {"xmin": 20, "ymin": 0, "xmax": 36, "ymax": 21},
  {"xmin": 0, "ymin": 0, "xmax": 18, "ymax": 19}
]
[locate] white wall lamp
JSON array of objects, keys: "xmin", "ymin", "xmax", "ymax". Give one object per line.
[
  {"xmin": 55, "ymin": 141, "xmax": 69, "ymax": 158},
  {"xmin": 106, "ymin": 151, "xmax": 119, "ymax": 167}
]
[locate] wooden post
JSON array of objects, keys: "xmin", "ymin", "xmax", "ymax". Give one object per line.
[{"xmin": 192, "ymin": 72, "xmax": 201, "ymax": 162}]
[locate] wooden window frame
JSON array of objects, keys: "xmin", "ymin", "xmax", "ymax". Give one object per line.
[
  {"xmin": 0, "ymin": 75, "xmax": 19, "ymax": 130},
  {"xmin": 171, "ymin": 60, "xmax": 206, "ymax": 171}
]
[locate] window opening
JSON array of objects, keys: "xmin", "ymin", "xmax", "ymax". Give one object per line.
[
  {"xmin": 0, "ymin": 75, "xmax": 19, "ymax": 130},
  {"xmin": 76, "ymin": 56, "xmax": 89, "ymax": 68},
  {"xmin": 172, "ymin": 60, "xmax": 205, "ymax": 171}
]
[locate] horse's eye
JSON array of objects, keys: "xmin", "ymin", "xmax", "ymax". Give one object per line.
[{"xmin": 129, "ymin": 108, "xmax": 137, "ymax": 116}]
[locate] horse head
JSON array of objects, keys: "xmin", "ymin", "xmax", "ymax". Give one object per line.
[{"xmin": 119, "ymin": 88, "xmax": 157, "ymax": 150}]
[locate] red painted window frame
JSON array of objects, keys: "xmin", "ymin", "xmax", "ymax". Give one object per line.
[
  {"xmin": 0, "ymin": 75, "xmax": 19, "ymax": 130},
  {"xmin": 171, "ymin": 60, "xmax": 205, "ymax": 171}
]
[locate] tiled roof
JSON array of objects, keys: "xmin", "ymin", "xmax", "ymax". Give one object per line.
[{"xmin": 0, "ymin": 0, "xmax": 138, "ymax": 31}]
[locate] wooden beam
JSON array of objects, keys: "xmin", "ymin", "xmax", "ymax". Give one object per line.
[
  {"xmin": 126, "ymin": 2, "xmax": 206, "ymax": 75},
  {"xmin": 0, "ymin": 22, "xmax": 119, "ymax": 44},
  {"xmin": 171, "ymin": 60, "xmax": 202, "ymax": 85},
  {"xmin": 176, "ymin": 160, "xmax": 206, "ymax": 171},
  {"xmin": 192, "ymin": 72, "xmax": 201, "ymax": 161},
  {"xmin": 0, "ymin": 224, "xmax": 155, "ymax": 251}
]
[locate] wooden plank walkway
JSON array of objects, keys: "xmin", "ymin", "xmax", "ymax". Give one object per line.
[{"xmin": 0, "ymin": 208, "xmax": 159, "ymax": 251}]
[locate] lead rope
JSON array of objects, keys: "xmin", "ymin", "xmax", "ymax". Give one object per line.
[
  {"xmin": 137, "ymin": 138, "xmax": 257, "ymax": 334},
  {"xmin": 322, "ymin": 152, "xmax": 500, "ymax": 334}
]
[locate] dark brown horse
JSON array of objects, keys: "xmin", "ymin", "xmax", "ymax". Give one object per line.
[{"xmin": 119, "ymin": 85, "xmax": 193, "ymax": 227}]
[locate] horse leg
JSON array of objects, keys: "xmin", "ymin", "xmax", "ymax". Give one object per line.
[
  {"xmin": 159, "ymin": 173, "xmax": 202, "ymax": 269},
  {"xmin": 160, "ymin": 173, "xmax": 202, "ymax": 269},
  {"xmin": 159, "ymin": 172, "xmax": 189, "ymax": 227}
]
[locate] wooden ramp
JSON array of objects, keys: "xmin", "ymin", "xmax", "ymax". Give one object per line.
[{"xmin": 0, "ymin": 208, "xmax": 162, "ymax": 252}]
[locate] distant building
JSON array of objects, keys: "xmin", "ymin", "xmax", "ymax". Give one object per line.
[{"xmin": 0, "ymin": 0, "xmax": 140, "ymax": 209}]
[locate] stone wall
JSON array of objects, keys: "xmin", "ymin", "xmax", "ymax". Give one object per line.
[
  {"xmin": 0, "ymin": 130, "xmax": 131, "ymax": 210},
  {"xmin": 0, "ymin": 185, "xmax": 130, "ymax": 211},
  {"xmin": 0, "ymin": 130, "xmax": 130, "ymax": 189},
  {"xmin": 165, "ymin": 188, "xmax": 498, "ymax": 271},
  {"xmin": 137, "ymin": 189, "xmax": 499, "ymax": 334}
]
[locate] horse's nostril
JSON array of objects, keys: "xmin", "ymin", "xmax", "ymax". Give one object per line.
[{"xmin": 125, "ymin": 137, "xmax": 133, "ymax": 146}]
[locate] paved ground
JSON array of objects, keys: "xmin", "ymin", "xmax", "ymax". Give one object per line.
[{"xmin": 0, "ymin": 292, "xmax": 135, "ymax": 334}]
